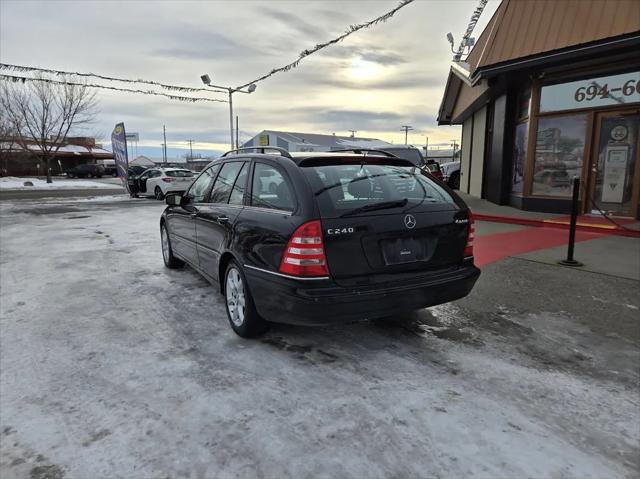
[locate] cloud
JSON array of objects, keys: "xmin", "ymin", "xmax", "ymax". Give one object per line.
[
  {"xmin": 150, "ymin": 27, "xmax": 263, "ymax": 60},
  {"xmin": 322, "ymin": 45, "xmax": 407, "ymax": 66},
  {"xmin": 239, "ymin": 106, "xmax": 436, "ymax": 134},
  {"xmin": 1, "ymin": 0, "xmax": 502, "ymax": 150},
  {"xmin": 259, "ymin": 7, "xmax": 325, "ymax": 38}
]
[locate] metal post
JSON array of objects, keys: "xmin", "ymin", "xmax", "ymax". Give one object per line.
[
  {"xmin": 235, "ymin": 115, "xmax": 239, "ymax": 150},
  {"xmin": 163, "ymin": 125, "xmax": 167, "ymax": 163},
  {"xmin": 559, "ymin": 177, "xmax": 583, "ymax": 267},
  {"xmin": 228, "ymin": 89, "xmax": 234, "ymax": 150}
]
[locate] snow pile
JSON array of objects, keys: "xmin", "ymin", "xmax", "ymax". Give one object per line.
[{"xmin": 0, "ymin": 177, "xmax": 119, "ymax": 190}]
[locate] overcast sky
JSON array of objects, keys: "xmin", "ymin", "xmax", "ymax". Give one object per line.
[{"xmin": 0, "ymin": 0, "xmax": 499, "ymax": 159}]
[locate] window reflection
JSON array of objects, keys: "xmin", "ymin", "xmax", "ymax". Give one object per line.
[
  {"xmin": 512, "ymin": 122, "xmax": 528, "ymax": 193},
  {"xmin": 532, "ymin": 114, "xmax": 587, "ymax": 197}
]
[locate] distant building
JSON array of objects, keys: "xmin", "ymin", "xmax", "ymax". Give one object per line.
[
  {"xmin": 425, "ymin": 148, "xmax": 461, "ymax": 163},
  {"xmin": 242, "ymin": 130, "xmax": 391, "ymax": 152},
  {"xmin": 438, "ymin": 0, "xmax": 640, "ymax": 218},
  {"xmin": 129, "ymin": 155, "xmax": 156, "ymax": 168},
  {"xmin": 0, "ymin": 136, "xmax": 113, "ymax": 176},
  {"xmin": 186, "ymin": 159, "xmax": 213, "ymax": 172}
]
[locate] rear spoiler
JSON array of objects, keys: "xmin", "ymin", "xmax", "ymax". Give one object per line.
[
  {"xmin": 330, "ymin": 148, "xmax": 397, "ymax": 157},
  {"xmin": 298, "ymin": 154, "xmax": 415, "ymax": 168}
]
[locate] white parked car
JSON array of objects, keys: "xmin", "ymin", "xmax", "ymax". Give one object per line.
[
  {"xmin": 131, "ymin": 167, "xmax": 196, "ymax": 200},
  {"xmin": 439, "ymin": 160, "xmax": 461, "ymax": 189}
]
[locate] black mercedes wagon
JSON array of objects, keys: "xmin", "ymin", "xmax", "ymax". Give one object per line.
[{"xmin": 160, "ymin": 147, "xmax": 480, "ymax": 337}]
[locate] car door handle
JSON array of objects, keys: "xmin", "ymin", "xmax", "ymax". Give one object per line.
[
  {"xmin": 190, "ymin": 208, "xmax": 199, "ymax": 218},
  {"xmin": 216, "ymin": 215, "xmax": 229, "ymax": 224}
]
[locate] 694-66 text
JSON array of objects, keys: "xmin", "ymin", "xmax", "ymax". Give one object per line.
[{"xmin": 574, "ymin": 78, "xmax": 640, "ymax": 102}]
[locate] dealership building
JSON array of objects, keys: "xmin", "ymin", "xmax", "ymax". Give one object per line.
[{"xmin": 438, "ymin": 0, "xmax": 640, "ymax": 218}]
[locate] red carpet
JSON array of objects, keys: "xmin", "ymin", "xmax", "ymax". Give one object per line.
[{"xmin": 474, "ymin": 227, "xmax": 604, "ymax": 267}]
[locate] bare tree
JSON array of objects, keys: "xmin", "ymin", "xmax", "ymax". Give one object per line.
[
  {"xmin": 0, "ymin": 76, "xmax": 97, "ymax": 182},
  {"xmin": 0, "ymin": 105, "xmax": 17, "ymax": 176}
]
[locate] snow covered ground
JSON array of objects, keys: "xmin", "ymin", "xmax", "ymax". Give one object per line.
[
  {"xmin": 0, "ymin": 196, "xmax": 638, "ymax": 478},
  {"xmin": 0, "ymin": 176, "xmax": 119, "ymax": 190}
]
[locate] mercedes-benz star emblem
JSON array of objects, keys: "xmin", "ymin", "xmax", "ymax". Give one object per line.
[{"xmin": 404, "ymin": 214, "xmax": 416, "ymax": 229}]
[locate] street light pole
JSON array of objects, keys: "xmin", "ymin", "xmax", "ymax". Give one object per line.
[
  {"xmin": 200, "ymin": 74, "xmax": 256, "ymax": 151},
  {"xmin": 227, "ymin": 89, "xmax": 234, "ymax": 150}
]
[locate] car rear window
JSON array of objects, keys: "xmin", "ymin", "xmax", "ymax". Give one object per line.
[
  {"xmin": 302, "ymin": 163, "xmax": 456, "ymax": 218},
  {"xmin": 165, "ymin": 170, "xmax": 194, "ymax": 177},
  {"xmin": 382, "ymin": 148, "xmax": 423, "ymax": 166}
]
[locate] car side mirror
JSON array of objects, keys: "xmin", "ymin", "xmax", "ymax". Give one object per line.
[{"xmin": 165, "ymin": 193, "xmax": 184, "ymax": 206}]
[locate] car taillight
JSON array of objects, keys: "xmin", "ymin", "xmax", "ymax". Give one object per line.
[
  {"xmin": 279, "ymin": 220, "xmax": 329, "ymax": 277},
  {"xmin": 464, "ymin": 211, "xmax": 475, "ymax": 257},
  {"xmin": 162, "ymin": 178, "xmax": 174, "ymax": 183}
]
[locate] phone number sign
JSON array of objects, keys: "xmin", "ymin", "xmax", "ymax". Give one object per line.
[{"xmin": 540, "ymin": 71, "xmax": 640, "ymax": 113}]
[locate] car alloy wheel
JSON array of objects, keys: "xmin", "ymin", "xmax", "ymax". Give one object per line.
[
  {"xmin": 155, "ymin": 186, "xmax": 164, "ymax": 200},
  {"xmin": 161, "ymin": 227, "xmax": 170, "ymax": 264},
  {"xmin": 160, "ymin": 224, "xmax": 183, "ymax": 269},
  {"xmin": 225, "ymin": 267, "xmax": 246, "ymax": 327}
]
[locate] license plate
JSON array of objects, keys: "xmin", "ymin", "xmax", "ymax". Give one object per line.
[{"xmin": 380, "ymin": 237, "xmax": 435, "ymax": 265}]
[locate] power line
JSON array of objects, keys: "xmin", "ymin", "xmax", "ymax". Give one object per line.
[
  {"xmin": 235, "ymin": 0, "xmax": 416, "ymax": 90},
  {"xmin": 0, "ymin": 63, "xmax": 227, "ymax": 95},
  {"xmin": 0, "ymin": 74, "xmax": 228, "ymax": 104}
]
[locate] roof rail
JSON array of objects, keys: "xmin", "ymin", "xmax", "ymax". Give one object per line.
[
  {"xmin": 221, "ymin": 146, "xmax": 292, "ymax": 159},
  {"xmin": 331, "ymin": 148, "xmax": 398, "ymax": 158}
]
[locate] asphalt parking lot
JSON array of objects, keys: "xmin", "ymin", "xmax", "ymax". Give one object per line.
[{"xmin": 1, "ymin": 195, "xmax": 638, "ymax": 478}]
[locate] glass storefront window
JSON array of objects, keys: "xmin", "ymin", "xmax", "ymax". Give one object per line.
[
  {"xmin": 532, "ymin": 114, "xmax": 587, "ymax": 197},
  {"xmin": 517, "ymin": 87, "xmax": 531, "ymax": 120},
  {"xmin": 511, "ymin": 121, "xmax": 528, "ymax": 193}
]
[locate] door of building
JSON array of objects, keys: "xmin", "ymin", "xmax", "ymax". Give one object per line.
[{"xmin": 588, "ymin": 110, "xmax": 640, "ymax": 218}]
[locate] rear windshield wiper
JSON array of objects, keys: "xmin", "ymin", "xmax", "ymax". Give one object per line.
[{"xmin": 339, "ymin": 198, "xmax": 408, "ymax": 218}]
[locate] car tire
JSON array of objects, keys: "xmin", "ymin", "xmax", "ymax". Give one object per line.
[
  {"xmin": 449, "ymin": 171, "xmax": 460, "ymax": 190},
  {"xmin": 161, "ymin": 224, "xmax": 184, "ymax": 269},
  {"xmin": 224, "ymin": 260, "xmax": 268, "ymax": 338},
  {"xmin": 155, "ymin": 186, "xmax": 165, "ymax": 200}
]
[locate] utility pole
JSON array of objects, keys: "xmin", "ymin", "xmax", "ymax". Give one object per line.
[
  {"xmin": 161, "ymin": 143, "xmax": 166, "ymax": 162},
  {"xmin": 163, "ymin": 125, "xmax": 168, "ymax": 163},
  {"xmin": 450, "ymin": 139, "xmax": 458, "ymax": 160},
  {"xmin": 187, "ymin": 139, "xmax": 194, "ymax": 161},
  {"xmin": 425, "ymin": 136, "xmax": 429, "ymax": 156},
  {"xmin": 235, "ymin": 116, "xmax": 239, "ymax": 149},
  {"xmin": 348, "ymin": 129, "xmax": 357, "ymax": 138},
  {"xmin": 401, "ymin": 125, "xmax": 414, "ymax": 145}
]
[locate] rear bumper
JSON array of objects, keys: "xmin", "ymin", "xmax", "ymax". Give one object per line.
[
  {"xmin": 164, "ymin": 183, "xmax": 190, "ymax": 192},
  {"xmin": 244, "ymin": 263, "xmax": 480, "ymax": 325}
]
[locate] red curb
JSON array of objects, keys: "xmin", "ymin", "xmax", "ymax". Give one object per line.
[{"xmin": 474, "ymin": 214, "xmax": 640, "ymax": 238}]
